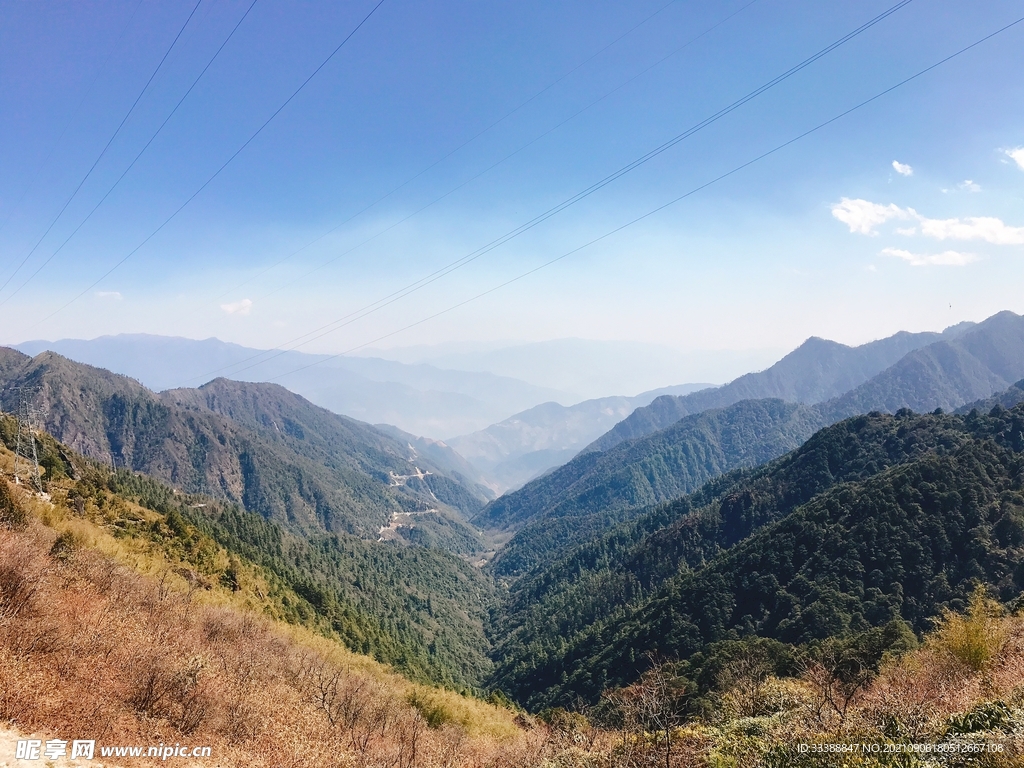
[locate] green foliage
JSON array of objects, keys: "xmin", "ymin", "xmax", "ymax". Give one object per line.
[
  {"xmin": 930, "ymin": 586, "xmax": 1007, "ymax": 672},
  {"xmin": 484, "ymin": 399, "xmax": 828, "ymax": 577},
  {"xmin": 946, "ymin": 700, "xmax": 1013, "ymax": 735},
  {"xmin": 490, "ymin": 405, "xmax": 1024, "ymax": 710}
]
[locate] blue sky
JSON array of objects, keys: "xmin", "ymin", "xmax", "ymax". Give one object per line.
[{"xmin": 1, "ymin": 0, "xmax": 1022, "ymax": 359}]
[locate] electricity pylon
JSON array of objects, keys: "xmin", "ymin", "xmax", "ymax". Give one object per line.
[{"xmin": 13, "ymin": 388, "xmax": 43, "ymax": 492}]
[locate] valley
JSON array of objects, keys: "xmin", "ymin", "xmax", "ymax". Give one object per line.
[
  {"xmin": 5, "ymin": 6, "xmax": 1023, "ymax": 764},
  {"xmin": 5, "ymin": 310, "xmax": 1024, "ymax": 766}
]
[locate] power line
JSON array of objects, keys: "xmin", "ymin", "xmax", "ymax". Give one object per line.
[
  {"xmin": 0, "ymin": 0, "xmax": 145, "ymax": 243},
  {"xmin": 0, "ymin": 0, "xmax": 205, "ymax": 298},
  {"xmin": 0, "ymin": 0, "xmax": 261, "ymax": 309},
  {"xmin": 247, "ymin": 0, "xmax": 763, "ymax": 306},
  {"xmin": 212, "ymin": 0, "xmax": 690, "ymax": 302},
  {"xmin": 262, "ymin": 12, "xmax": 1024, "ymax": 385},
  {"xmin": 30, "ymin": 0, "xmax": 388, "ymax": 328},
  {"xmin": 181, "ymin": 0, "xmax": 914, "ymax": 385},
  {"xmin": 26, "ymin": 0, "xmax": 758, "ymax": 379}
]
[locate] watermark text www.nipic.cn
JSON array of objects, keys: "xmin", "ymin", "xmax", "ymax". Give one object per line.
[{"xmin": 15, "ymin": 739, "xmax": 212, "ymax": 761}]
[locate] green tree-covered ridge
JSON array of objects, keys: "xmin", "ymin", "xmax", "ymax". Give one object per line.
[{"xmin": 488, "ymin": 400, "xmax": 1024, "ymax": 709}]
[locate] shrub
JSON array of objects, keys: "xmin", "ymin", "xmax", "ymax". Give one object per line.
[
  {"xmin": 946, "ymin": 700, "xmax": 1013, "ymax": 735},
  {"xmin": 48, "ymin": 529, "xmax": 79, "ymax": 562},
  {"xmin": 0, "ymin": 533, "xmax": 41, "ymax": 619},
  {"xmin": 0, "ymin": 480, "xmax": 27, "ymax": 529},
  {"xmin": 931, "ymin": 586, "xmax": 1008, "ymax": 672},
  {"xmin": 722, "ymin": 675, "xmax": 811, "ymax": 718},
  {"xmin": 408, "ymin": 689, "xmax": 457, "ymax": 728}
]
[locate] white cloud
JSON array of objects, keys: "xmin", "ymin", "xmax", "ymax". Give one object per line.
[
  {"xmin": 916, "ymin": 215, "xmax": 1024, "ymax": 245},
  {"xmin": 881, "ymin": 247, "xmax": 978, "ymax": 267},
  {"xmin": 959, "ymin": 179, "xmax": 981, "ymax": 193},
  {"xmin": 1006, "ymin": 147, "xmax": 1024, "ymax": 170},
  {"xmin": 220, "ymin": 298, "xmax": 253, "ymax": 315},
  {"xmin": 831, "ymin": 198, "xmax": 908, "ymax": 235},
  {"xmin": 892, "ymin": 160, "xmax": 913, "ymax": 176},
  {"xmin": 833, "ymin": 197, "xmax": 1024, "ymax": 244},
  {"xmin": 896, "ymin": 227, "xmax": 917, "ymax": 236},
  {"xmin": 95, "ymin": 291, "xmax": 122, "ymax": 299}
]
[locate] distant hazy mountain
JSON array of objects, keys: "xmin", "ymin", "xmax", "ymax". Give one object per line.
[
  {"xmin": 447, "ymin": 383, "xmax": 712, "ymax": 493},
  {"xmin": 587, "ymin": 323, "xmax": 976, "ymax": 452},
  {"xmin": 0, "ymin": 347, "xmax": 487, "ymax": 547},
  {"xmin": 360, "ymin": 339, "xmax": 779, "ymax": 400},
  {"xmin": 12, "ymin": 335, "xmax": 572, "ymax": 439}
]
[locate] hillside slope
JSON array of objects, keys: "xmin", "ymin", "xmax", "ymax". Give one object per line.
[
  {"xmin": 0, "ymin": 417, "xmax": 494, "ymax": 687},
  {"xmin": 14, "ymin": 333, "xmax": 572, "ymax": 438},
  {"xmin": 488, "ymin": 402, "xmax": 1024, "ymax": 708},
  {"xmin": 0, "ymin": 348, "xmax": 485, "ymax": 544},
  {"xmin": 479, "ymin": 312, "xmax": 1024, "ymax": 572}
]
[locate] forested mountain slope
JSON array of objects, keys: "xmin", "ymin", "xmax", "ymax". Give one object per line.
[
  {"xmin": 958, "ymin": 379, "xmax": 1024, "ymax": 413},
  {"xmin": 15, "ymin": 333, "xmax": 571, "ymax": 438},
  {"xmin": 0, "ymin": 416, "xmax": 494, "ymax": 687},
  {"xmin": 0, "ymin": 347, "xmax": 485, "ymax": 545},
  {"xmin": 479, "ymin": 399, "xmax": 828, "ymax": 576},
  {"xmin": 162, "ymin": 377, "xmax": 488, "ymax": 517},
  {"xmin": 586, "ymin": 325, "xmax": 961, "ymax": 452},
  {"xmin": 373, "ymin": 422, "xmax": 498, "ymax": 498},
  {"xmin": 488, "ymin": 402, "xmax": 1024, "ymax": 708}
]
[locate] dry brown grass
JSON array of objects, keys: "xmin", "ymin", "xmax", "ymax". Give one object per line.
[{"xmin": 0, "ymin": 471, "xmax": 599, "ymax": 768}]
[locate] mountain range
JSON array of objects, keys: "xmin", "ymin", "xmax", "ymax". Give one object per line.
[
  {"xmin": 7, "ymin": 309, "xmax": 1024, "ymax": 712},
  {"xmin": 477, "ymin": 311, "xmax": 1024, "ymax": 575},
  {"xmin": 446, "ymin": 383, "xmax": 712, "ymax": 493},
  {"xmin": 11, "ymin": 334, "xmax": 721, "ymax": 492},
  {"xmin": 13, "ymin": 335, "xmax": 572, "ymax": 439},
  {"xmin": 0, "ymin": 346, "xmax": 488, "ymax": 548},
  {"xmin": 586, "ymin": 322, "xmax": 978, "ymax": 453}
]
